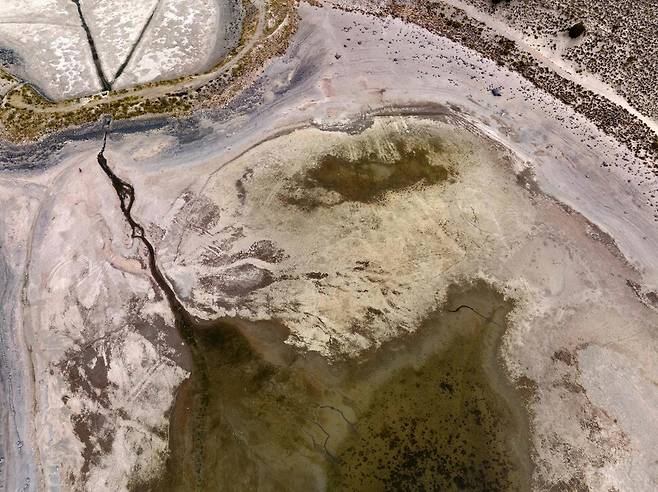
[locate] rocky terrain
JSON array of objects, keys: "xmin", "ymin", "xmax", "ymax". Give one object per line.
[
  {"xmin": 0, "ymin": 1, "xmax": 657, "ymax": 491},
  {"xmin": 455, "ymin": 0, "xmax": 658, "ymax": 121}
]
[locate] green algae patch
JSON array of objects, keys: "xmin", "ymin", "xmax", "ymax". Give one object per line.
[
  {"xmin": 135, "ymin": 282, "xmax": 532, "ymax": 491},
  {"xmin": 329, "ymin": 312, "xmax": 528, "ymax": 490},
  {"xmin": 284, "ymin": 137, "xmax": 454, "ymax": 209},
  {"xmin": 308, "ymin": 146, "xmax": 447, "ymax": 202}
]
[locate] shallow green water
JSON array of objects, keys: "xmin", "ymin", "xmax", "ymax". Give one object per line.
[
  {"xmin": 135, "ymin": 282, "xmax": 531, "ymax": 491},
  {"xmin": 329, "ymin": 311, "xmax": 525, "ymax": 490}
]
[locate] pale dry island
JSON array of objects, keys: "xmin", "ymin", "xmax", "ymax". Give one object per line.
[{"xmin": 0, "ymin": 0, "xmax": 657, "ymax": 491}]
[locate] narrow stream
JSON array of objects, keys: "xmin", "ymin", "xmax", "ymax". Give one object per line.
[
  {"xmin": 96, "ymin": 124, "xmax": 196, "ymax": 343},
  {"xmin": 96, "ymin": 123, "xmax": 212, "ymax": 489}
]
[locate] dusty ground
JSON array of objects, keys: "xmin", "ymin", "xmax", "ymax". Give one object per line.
[{"xmin": 0, "ymin": 1, "xmax": 657, "ymax": 491}]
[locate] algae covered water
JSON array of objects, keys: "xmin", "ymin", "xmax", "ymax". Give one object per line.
[
  {"xmin": 328, "ymin": 283, "xmax": 531, "ymax": 490},
  {"xmin": 138, "ymin": 281, "xmax": 532, "ymax": 491}
]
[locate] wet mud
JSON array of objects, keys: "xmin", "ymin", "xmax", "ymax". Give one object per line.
[
  {"xmin": 329, "ymin": 286, "xmax": 532, "ymax": 491},
  {"xmin": 137, "ymin": 281, "xmax": 532, "ymax": 491},
  {"xmin": 283, "ymin": 136, "xmax": 454, "ymax": 209}
]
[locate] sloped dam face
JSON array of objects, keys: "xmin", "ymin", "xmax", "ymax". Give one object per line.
[{"xmin": 138, "ymin": 281, "xmax": 532, "ymax": 492}]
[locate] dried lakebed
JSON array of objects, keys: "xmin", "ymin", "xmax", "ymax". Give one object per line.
[
  {"xmin": 3, "ymin": 0, "xmax": 658, "ymax": 487},
  {"xmin": 90, "ymin": 116, "xmax": 530, "ymax": 489},
  {"xmin": 132, "ymin": 115, "xmax": 656, "ymax": 490},
  {"xmin": 9, "ymin": 114, "xmax": 657, "ymax": 490}
]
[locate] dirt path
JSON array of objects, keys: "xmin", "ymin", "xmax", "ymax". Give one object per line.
[{"xmin": 438, "ymin": 0, "xmax": 658, "ymax": 136}]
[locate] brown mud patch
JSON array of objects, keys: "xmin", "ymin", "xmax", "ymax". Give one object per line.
[
  {"xmin": 283, "ymin": 136, "xmax": 455, "ymax": 209},
  {"xmin": 71, "ymin": 410, "xmax": 114, "ymax": 478},
  {"xmin": 135, "ymin": 281, "xmax": 532, "ymax": 491}
]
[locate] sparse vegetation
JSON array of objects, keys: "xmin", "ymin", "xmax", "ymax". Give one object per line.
[{"xmin": 0, "ymin": 0, "xmax": 298, "ymax": 143}]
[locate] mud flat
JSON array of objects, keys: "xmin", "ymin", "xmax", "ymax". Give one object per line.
[
  {"xmin": 139, "ymin": 282, "xmax": 531, "ymax": 491},
  {"xmin": 108, "ymin": 113, "xmax": 657, "ymax": 490},
  {"xmin": 0, "ymin": 0, "xmax": 101, "ymax": 98}
]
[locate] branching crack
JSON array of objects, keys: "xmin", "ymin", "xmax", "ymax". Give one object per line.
[
  {"xmin": 446, "ymin": 304, "xmax": 503, "ymax": 327},
  {"xmin": 112, "ymin": 0, "xmax": 162, "ymax": 83},
  {"xmin": 319, "ymin": 404, "xmax": 358, "ymax": 434},
  {"xmin": 308, "ymin": 420, "xmax": 340, "ymax": 464},
  {"xmin": 71, "ymin": 0, "xmax": 111, "ymax": 91}
]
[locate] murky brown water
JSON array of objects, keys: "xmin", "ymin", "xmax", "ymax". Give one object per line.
[
  {"xmin": 283, "ymin": 135, "xmax": 454, "ymax": 209},
  {"xmin": 136, "ymin": 281, "xmax": 532, "ymax": 491}
]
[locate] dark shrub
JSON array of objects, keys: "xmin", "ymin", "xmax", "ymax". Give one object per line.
[{"xmin": 568, "ymin": 22, "xmax": 586, "ymax": 38}]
